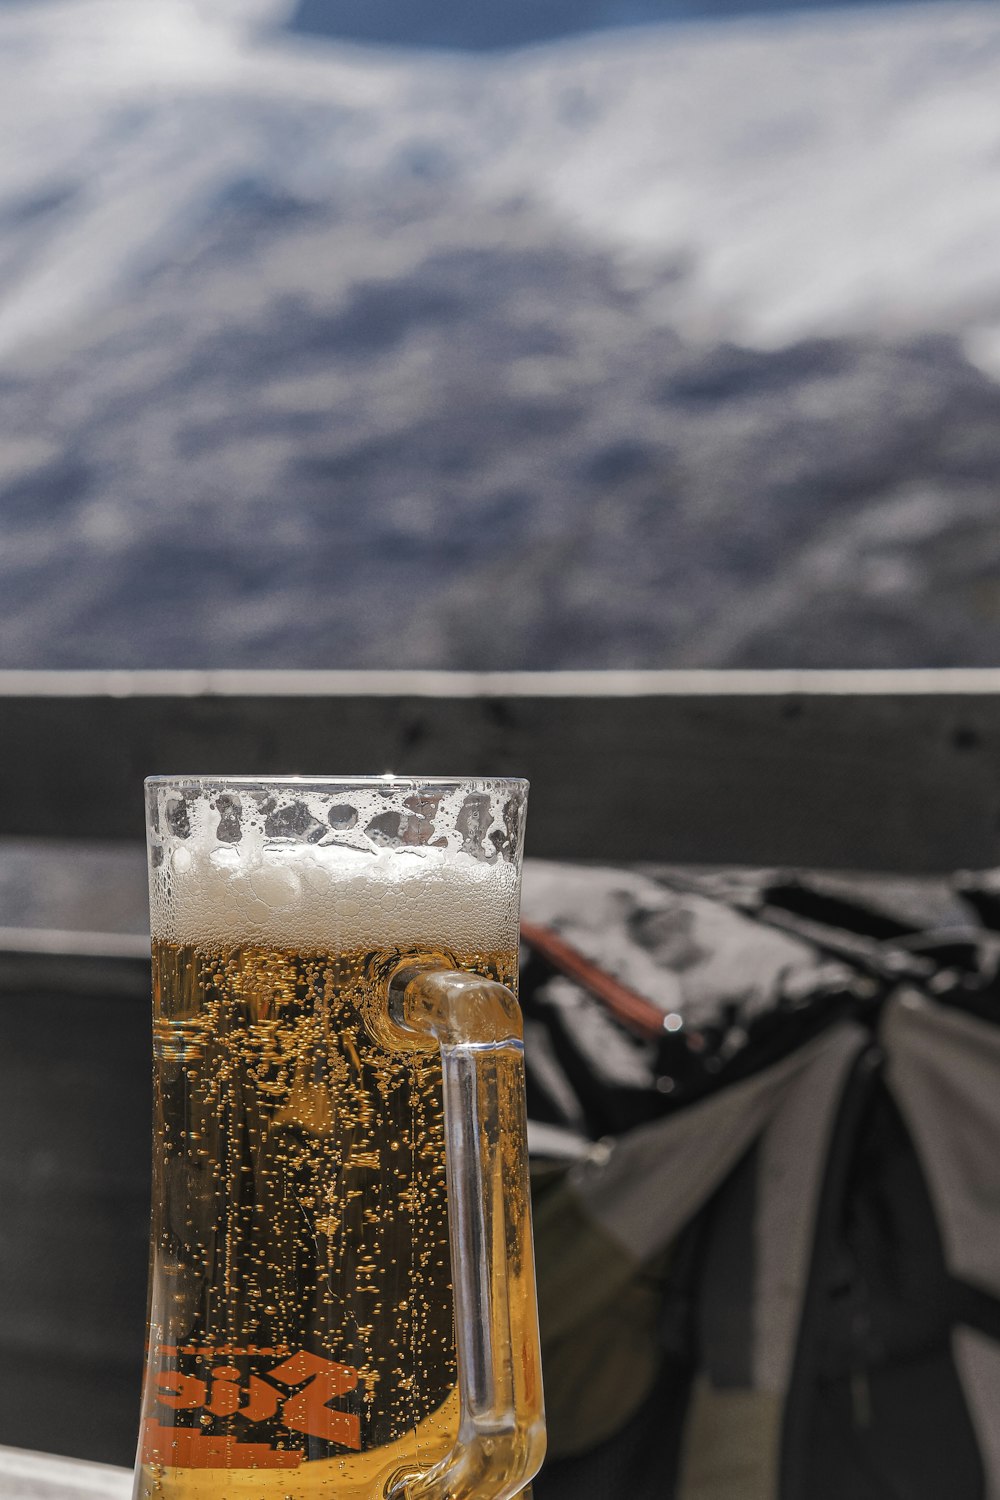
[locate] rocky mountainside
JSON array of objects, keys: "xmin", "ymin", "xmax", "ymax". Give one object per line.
[{"xmin": 1, "ymin": 0, "xmax": 1000, "ymax": 668}]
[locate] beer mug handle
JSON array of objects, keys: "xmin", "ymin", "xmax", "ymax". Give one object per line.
[{"xmin": 386, "ymin": 964, "xmax": 546, "ymax": 1500}]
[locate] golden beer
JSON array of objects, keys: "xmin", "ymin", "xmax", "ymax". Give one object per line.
[{"xmin": 135, "ymin": 779, "xmax": 544, "ymax": 1500}]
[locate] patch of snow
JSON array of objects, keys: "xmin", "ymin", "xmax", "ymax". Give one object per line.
[{"xmin": 0, "ymin": 3, "xmax": 998, "ymax": 362}]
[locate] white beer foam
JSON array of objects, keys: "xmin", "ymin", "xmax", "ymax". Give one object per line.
[{"xmin": 150, "ymin": 838, "xmax": 521, "ymax": 952}]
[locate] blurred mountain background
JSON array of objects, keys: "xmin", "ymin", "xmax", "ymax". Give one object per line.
[{"xmin": 2, "ymin": 0, "xmax": 1000, "ymax": 669}]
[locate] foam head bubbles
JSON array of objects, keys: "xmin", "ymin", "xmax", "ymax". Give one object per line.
[{"xmin": 145, "ymin": 775, "xmax": 528, "ymax": 953}]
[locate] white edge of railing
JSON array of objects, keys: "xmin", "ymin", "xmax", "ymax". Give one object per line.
[
  {"xmin": 0, "ymin": 927, "xmax": 150, "ymax": 960},
  {"xmin": 2, "ymin": 669, "xmax": 1000, "ymax": 698}
]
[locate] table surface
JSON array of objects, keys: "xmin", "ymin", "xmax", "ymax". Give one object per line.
[{"xmin": 0, "ymin": 1446, "xmax": 131, "ymax": 1499}]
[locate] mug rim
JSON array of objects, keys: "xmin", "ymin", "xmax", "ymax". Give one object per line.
[{"xmin": 145, "ymin": 774, "xmax": 529, "ymax": 789}]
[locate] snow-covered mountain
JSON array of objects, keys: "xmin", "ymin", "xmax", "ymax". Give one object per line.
[{"xmin": 2, "ymin": 0, "xmax": 1000, "ymax": 668}]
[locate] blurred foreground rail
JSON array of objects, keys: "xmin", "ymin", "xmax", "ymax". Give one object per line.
[{"xmin": 0, "ymin": 1445, "xmax": 129, "ymax": 1498}]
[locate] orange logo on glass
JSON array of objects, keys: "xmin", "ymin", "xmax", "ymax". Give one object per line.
[{"xmin": 142, "ymin": 1345, "xmax": 361, "ymax": 1469}]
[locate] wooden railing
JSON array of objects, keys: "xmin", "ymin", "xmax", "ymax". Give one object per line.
[{"xmin": 2, "ymin": 668, "xmax": 1000, "ymax": 870}]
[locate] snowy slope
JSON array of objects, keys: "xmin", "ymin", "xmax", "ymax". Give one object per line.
[
  {"xmin": 1, "ymin": 0, "xmax": 1000, "ymax": 668},
  {"xmin": 1, "ymin": 0, "xmax": 999, "ymax": 362}
]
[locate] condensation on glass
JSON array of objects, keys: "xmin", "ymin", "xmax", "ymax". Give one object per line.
[{"xmin": 134, "ymin": 776, "xmax": 545, "ymax": 1500}]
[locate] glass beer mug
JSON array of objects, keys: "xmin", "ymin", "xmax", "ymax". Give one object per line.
[{"xmin": 134, "ymin": 777, "xmax": 545, "ymax": 1500}]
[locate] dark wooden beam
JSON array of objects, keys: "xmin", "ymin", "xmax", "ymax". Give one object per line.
[{"xmin": 1, "ymin": 670, "xmax": 1000, "ymax": 871}]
